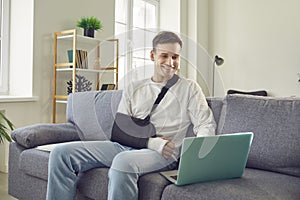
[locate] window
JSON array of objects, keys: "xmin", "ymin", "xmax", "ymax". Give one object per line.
[
  {"xmin": 115, "ymin": 0, "xmax": 159, "ymax": 82},
  {"xmin": 0, "ymin": 0, "xmax": 9, "ymax": 94}
]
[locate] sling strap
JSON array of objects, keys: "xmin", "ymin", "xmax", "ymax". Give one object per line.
[{"xmin": 148, "ymin": 74, "xmax": 179, "ymax": 118}]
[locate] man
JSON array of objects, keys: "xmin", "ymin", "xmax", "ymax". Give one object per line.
[{"xmin": 46, "ymin": 31, "xmax": 216, "ymax": 200}]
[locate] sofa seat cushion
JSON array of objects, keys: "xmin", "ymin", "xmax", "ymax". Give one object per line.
[
  {"xmin": 76, "ymin": 168, "xmax": 171, "ymax": 200},
  {"xmin": 218, "ymin": 94, "xmax": 300, "ymax": 177},
  {"xmin": 77, "ymin": 168, "xmax": 109, "ymax": 200},
  {"xmin": 138, "ymin": 172, "xmax": 171, "ymax": 200},
  {"xmin": 19, "ymin": 148, "xmax": 50, "ymax": 181},
  {"xmin": 161, "ymin": 168, "xmax": 300, "ymax": 200}
]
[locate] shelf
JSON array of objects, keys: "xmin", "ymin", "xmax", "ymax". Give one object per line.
[
  {"xmin": 56, "ymin": 68, "xmax": 117, "ymax": 73},
  {"xmin": 54, "ymin": 95, "xmax": 68, "ymax": 99},
  {"xmin": 55, "ymin": 63, "xmax": 73, "ymax": 67},
  {"xmin": 56, "ymin": 100, "xmax": 68, "ymax": 104},
  {"xmin": 57, "ymin": 33, "xmax": 100, "ymax": 46}
]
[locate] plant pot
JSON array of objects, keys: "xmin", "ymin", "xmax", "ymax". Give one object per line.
[{"xmin": 84, "ymin": 28, "xmax": 95, "ymax": 38}]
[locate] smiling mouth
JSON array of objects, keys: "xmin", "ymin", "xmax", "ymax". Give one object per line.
[{"xmin": 161, "ymin": 64, "xmax": 175, "ymax": 70}]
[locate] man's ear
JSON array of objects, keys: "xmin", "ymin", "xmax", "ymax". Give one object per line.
[{"xmin": 150, "ymin": 50, "xmax": 155, "ymax": 61}]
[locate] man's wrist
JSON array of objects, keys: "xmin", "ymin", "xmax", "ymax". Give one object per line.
[{"xmin": 147, "ymin": 137, "xmax": 168, "ymax": 154}]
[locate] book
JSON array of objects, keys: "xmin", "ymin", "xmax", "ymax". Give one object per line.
[{"xmin": 67, "ymin": 49, "xmax": 88, "ymax": 69}]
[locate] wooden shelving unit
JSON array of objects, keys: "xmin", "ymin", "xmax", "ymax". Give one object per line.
[{"xmin": 52, "ymin": 29, "xmax": 119, "ymax": 123}]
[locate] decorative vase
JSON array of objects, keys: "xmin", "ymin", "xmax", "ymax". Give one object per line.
[{"xmin": 84, "ymin": 28, "xmax": 95, "ymax": 38}]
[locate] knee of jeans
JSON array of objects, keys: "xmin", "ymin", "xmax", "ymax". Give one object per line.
[
  {"xmin": 49, "ymin": 144, "xmax": 72, "ymax": 164},
  {"xmin": 108, "ymin": 167, "xmax": 139, "ymax": 191},
  {"xmin": 110, "ymin": 151, "xmax": 139, "ymax": 174}
]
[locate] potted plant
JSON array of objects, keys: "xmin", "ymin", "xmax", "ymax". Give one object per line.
[
  {"xmin": 0, "ymin": 112, "xmax": 14, "ymax": 143},
  {"xmin": 76, "ymin": 16, "xmax": 103, "ymax": 38}
]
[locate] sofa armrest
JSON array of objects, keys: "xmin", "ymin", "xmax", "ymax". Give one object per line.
[{"xmin": 11, "ymin": 123, "xmax": 80, "ymax": 148}]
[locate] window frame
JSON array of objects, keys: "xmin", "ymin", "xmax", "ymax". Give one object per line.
[
  {"xmin": 115, "ymin": 0, "xmax": 159, "ymax": 79},
  {"xmin": 0, "ymin": 0, "xmax": 10, "ymax": 94}
]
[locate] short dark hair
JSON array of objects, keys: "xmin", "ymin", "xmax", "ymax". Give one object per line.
[{"xmin": 152, "ymin": 31, "xmax": 183, "ymax": 51}]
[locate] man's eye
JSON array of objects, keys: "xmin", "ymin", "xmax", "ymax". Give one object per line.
[
  {"xmin": 162, "ymin": 55, "xmax": 168, "ymax": 58},
  {"xmin": 172, "ymin": 55, "xmax": 178, "ymax": 59}
]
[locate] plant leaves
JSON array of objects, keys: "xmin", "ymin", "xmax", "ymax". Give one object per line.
[{"xmin": 0, "ymin": 112, "xmax": 14, "ymax": 143}]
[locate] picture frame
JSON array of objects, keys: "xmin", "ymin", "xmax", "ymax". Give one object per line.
[{"xmin": 100, "ymin": 83, "xmax": 115, "ymax": 90}]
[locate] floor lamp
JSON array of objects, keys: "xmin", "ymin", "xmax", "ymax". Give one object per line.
[{"xmin": 212, "ymin": 55, "xmax": 224, "ymax": 96}]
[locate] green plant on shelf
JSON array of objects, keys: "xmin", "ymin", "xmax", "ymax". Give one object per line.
[{"xmin": 76, "ymin": 16, "xmax": 103, "ymax": 37}]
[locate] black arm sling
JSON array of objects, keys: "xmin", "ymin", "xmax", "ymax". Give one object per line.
[{"xmin": 111, "ymin": 74, "xmax": 179, "ymax": 149}]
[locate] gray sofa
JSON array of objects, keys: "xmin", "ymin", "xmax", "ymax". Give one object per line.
[{"xmin": 8, "ymin": 90, "xmax": 300, "ymax": 200}]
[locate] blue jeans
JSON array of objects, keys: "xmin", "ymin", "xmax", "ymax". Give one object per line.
[{"xmin": 46, "ymin": 141, "xmax": 177, "ymax": 200}]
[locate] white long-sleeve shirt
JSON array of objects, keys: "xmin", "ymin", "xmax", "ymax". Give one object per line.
[{"xmin": 117, "ymin": 75, "xmax": 216, "ymax": 157}]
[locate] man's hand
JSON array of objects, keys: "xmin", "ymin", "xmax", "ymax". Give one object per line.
[{"xmin": 160, "ymin": 137, "xmax": 175, "ymax": 159}]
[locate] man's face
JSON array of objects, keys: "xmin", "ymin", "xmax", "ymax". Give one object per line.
[{"xmin": 150, "ymin": 43, "xmax": 181, "ymax": 82}]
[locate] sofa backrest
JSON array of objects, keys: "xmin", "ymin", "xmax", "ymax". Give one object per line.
[
  {"xmin": 217, "ymin": 94, "xmax": 300, "ymax": 177},
  {"xmin": 67, "ymin": 90, "xmax": 223, "ymax": 139},
  {"xmin": 206, "ymin": 97, "xmax": 223, "ymax": 127},
  {"xmin": 67, "ymin": 90, "xmax": 123, "ymax": 140}
]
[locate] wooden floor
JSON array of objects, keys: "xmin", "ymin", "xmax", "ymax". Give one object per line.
[{"xmin": 0, "ymin": 172, "xmax": 17, "ymax": 200}]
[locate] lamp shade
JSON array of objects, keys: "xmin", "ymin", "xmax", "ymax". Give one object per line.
[{"xmin": 215, "ymin": 55, "xmax": 224, "ymax": 66}]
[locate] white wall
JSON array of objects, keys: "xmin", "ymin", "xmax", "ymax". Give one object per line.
[
  {"xmin": 177, "ymin": 0, "xmax": 211, "ymax": 96},
  {"xmin": 160, "ymin": 0, "xmax": 180, "ymax": 32},
  {"xmin": 0, "ymin": 0, "xmax": 115, "ymax": 172},
  {"xmin": 162, "ymin": 0, "xmax": 300, "ymax": 97},
  {"xmin": 208, "ymin": 0, "xmax": 300, "ymax": 97}
]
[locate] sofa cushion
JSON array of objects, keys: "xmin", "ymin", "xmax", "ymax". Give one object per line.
[
  {"xmin": 138, "ymin": 173, "xmax": 171, "ymax": 200},
  {"xmin": 19, "ymin": 148, "xmax": 50, "ymax": 181},
  {"xmin": 11, "ymin": 123, "xmax": 79, "ymax": 148},
  {"xmin": 206, "ymin": 97, "xmax": 223, "ymax": 128},
  {"xmin": 77, "ymin": 168, "xmax": 109, "ymax": 200},
  {"xmin": 217, "ymin": 94, "xmax": 300, "ymax": 177},
  {"xmin": 18, "ymin": 148, "xmax": 170, "ymax": 200},
  {"xmin": 67, "ymin": 90, "xmax": 122, "ymax": 141},
  {"xmin": 161, "ymin": 168, "xmax": 300, "ymax": 200},
  {"xmin": 77, "ymin": 168, "xmax": 171, "ymax": 200}
]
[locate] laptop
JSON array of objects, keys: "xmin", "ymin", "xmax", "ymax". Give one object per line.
[{"xmin": 160, "ymin": 132, "xmax": 253, "ymax": 185}]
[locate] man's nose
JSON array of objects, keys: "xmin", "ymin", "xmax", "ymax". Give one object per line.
[{"xmin": 167, "ymin": 56, "xmax": 174, "ymax": 66}]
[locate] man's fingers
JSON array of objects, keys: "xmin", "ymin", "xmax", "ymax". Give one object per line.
[
  {"xmin": 162, "ymin": 141, "xmax": 175, "ymax": 159},
  {"xmin": 165, "ymin": 141, "xmax": 175, "ymax": 151}
]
